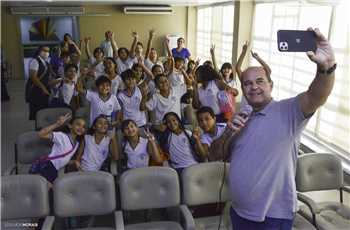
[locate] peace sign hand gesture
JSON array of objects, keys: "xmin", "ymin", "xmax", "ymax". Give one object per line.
[{"xmin": 56, "ymin": 113, "xmax": 72, "ymax": 126}]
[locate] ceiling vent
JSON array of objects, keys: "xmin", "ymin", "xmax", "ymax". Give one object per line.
[{"xmin": 123, "ymin": 5, "xmax": 173, "ymax": 15}]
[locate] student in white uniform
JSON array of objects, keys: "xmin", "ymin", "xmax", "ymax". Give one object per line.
[
  {"xmin": 31, "ymin": 113, "xmax": 86, "ymax": 184},
  {"xmin": 76, "ymin": 115, "xmax": 119, "ymax": 172},
  {"xmin": 144, "ymin": 30, "xmax": 163, "ymax": 70},
  {"xmin": 193, "ymin": 106, "xmax": 229, "ymax": 161},
  {"xmin": 83, "ymin": 37, "xmax": 105, "ymax": 78},
  {"xmin": 115, "ymin": 32, "xmax": 138, "ymax": 75},
  {"xmin": 160, "ymin": 112, "xmax": 205, "ymax": 174},
  {"xmin": 121, "ymin": 119, "xmax": 161, "ymax": 169},
  {"xmin": 49, "ymin": 64, "xmax": 78, "ymax": 109},
  {"xmin": 77, "ymin": 75, "xmax": 121, "ymax": 128},
  {"xmin": 192, "ymin": 65, "xmax": 238, "ymax": 123},
  {"xmin": 145, "ymin": 73, "xmax": 187, "ymax": 137},
  {"xmin": 117, "ymin": 69, "xmax": 148, "ymax": 128},
  {"xmin": 104, "ymin": 57, "xmax": 124, "ymax": 95}
]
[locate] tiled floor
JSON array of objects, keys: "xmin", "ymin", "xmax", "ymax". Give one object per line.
[{"xmin": 1, "ymin": 79, "xmax": 35, "ymax": 173}]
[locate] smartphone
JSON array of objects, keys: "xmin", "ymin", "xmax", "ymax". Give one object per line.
[{"xmin": 277, "ymin": 30, "xmax": 317, "ymax": 52}]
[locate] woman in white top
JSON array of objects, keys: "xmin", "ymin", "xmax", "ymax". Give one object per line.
[
  {"xmin": 76, "ymin": 115, "xmax": 118, "ymax": 172},
  {"xmin": 121, "ymin": 119, "xmax": 161, "ymax": 169},
  {"xmin": 33, "ymin": 113, "xmax": 86, "ymax": 184}
]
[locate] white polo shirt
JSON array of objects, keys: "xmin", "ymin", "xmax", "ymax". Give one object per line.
[
  {"xmin": 116, "ymin": 57, "xmax": 135, "ymax": 75},
  {"xmin": 124, "ymin": 137, "xmax": 149, "ymax": 169},
  {"xmin": 200, "ymin": 123, "xmax": 227, "ymax": 146},
  {"xmin": 80, "ymin": 134, "xmax": 111, "ymax": 171},
  {"xmin": 168, "ymin": 130, "xmax": 198, "ymax": 169},
  {"xmin": 198, "ymin": 80, "xmax": 221, "ymax": 115},
  {"xmin": 48, "ymin": 132, "xmax": 79, "ymax": 170},
  {"xmin": 86, "ymin": 90, "xmax": 121, "ymax": 126},
  {"xmin": 117, "ymin": 87, "xmax": 147, "ymax": 127},
  {"xmin": 89, "ymin": 57, "xmax": 105, "ymax": 78},
  {"xmin": 146, "ymin": 84, "xmax": 186, "ymax": 124}
]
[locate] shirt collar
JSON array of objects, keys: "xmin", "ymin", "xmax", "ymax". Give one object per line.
[{"xmin": 252, "ymin": 99, "xmax": 275, "ymax": 116}]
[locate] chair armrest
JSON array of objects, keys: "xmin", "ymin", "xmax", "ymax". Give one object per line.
[
  {"xmin": 110, "ymin": 160, "xmax": 118, "ymax": 176},
  {"xmin": 115, "ymin": 211, "xmax": 125, "ymax": 230},
  {"xmin": 297, "ymin": 193, "xmax": 320, "ymax": 214},
  {"xmin": 297, "ymin": 192, "xmax": 320, "ymax": 225},
  {"xmin": 341, "ymin": 186, "xmax": 350, "ymax": 194},
  {"xmin": 3, "ymin": 165, "xmax": 16, "ymax": 176},
  {"xmin": 41, "ymin": 216, "xmax": 55, "ymax": 230},
  {"xmin": 179, "ymin": 205, "xmax": 196, "ymax": 230}
]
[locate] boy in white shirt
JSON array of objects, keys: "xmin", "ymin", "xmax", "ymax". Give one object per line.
[
  {"xmin": 77, "ymin": 75, "xmax": 121, "ymax": 128},
  {"xmin": 145, "ymin": 73, "xmax": 188, "ymax": 136}
]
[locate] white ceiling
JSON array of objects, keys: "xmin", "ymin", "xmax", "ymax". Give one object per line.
[{"xmin": 3, "ymin": 0, "xmax": 233, "ymax": 6}]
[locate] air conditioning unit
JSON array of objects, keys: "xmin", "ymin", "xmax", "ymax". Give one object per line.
[
  {"xmin": 11, "ymin": 6, "xmax": 85, "ymax": 15},
  {"xmin": 123, "ymin": 5, "xmax": 173, "ymax": 15}
]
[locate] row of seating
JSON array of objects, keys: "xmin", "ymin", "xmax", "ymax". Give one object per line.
[{"xmin": 2, "ymin": 155, "xmax": 350, "ymax": 230}]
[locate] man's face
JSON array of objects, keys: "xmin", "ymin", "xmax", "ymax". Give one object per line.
[{"xmin": 241, "ymin": 67, "xmax": 273, "ymax": 110}]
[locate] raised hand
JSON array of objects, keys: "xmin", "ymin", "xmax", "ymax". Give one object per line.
[
  {"xmin": 132, "ymin": 31, "xmax": 138, "ymax": 39},
  {"xmin": 56, "ymin": 113, "xmax": 72, "ymax": 126},
  {"xmin": 210, "ymin": 44, "xmax": 215, "ymax": 54},
  {"xmin": 306, "ymin": 27, "xmax": 335, "ymax": 70},
  {"xmin": 192, "ymin": 127, "xmax": 202, "ymax": 140},
  {"xmin": 137, "ymin": 55, "xmax": 145, "ymax": 65},
  {"xmin": 144, "ymin": 128, "xmax": 156, "ymax": 142},
  {"xmin": 149, "ymin": 29, "xmax": 155, "ymax": 38},
  {"xmin": 242, "ymin": 41, "xmax": 249, "ymax": 52},
  {"xmin": 251, "ymin": 50, "xmax": 259, "ymax": 59}
]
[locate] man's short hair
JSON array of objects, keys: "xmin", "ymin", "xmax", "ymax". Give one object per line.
[{"xmin": 120, "ymin": 69, "xmax": 136, "ymax": 82}]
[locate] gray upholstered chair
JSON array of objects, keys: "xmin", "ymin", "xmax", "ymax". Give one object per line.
[
  {"xmin": 35, "ymin": 107, "xmax": 72, "ymax": 130},
  {"xmin": 292, "ymin": 214, "xmax": 317, "ymax": 230},
  {"xmin": 53, "ymin": 171, "xmax": 117, "ymax": 230},
  {"xmin": 1, "ymin": 174, "xmax": 54, "ymax": 230},
  {"xmin": 296, "ymin": 153, "xmax": 350, "ymax": 230},
  {"xmin": 181, "ymin": 162, "xmax": 232, "ymax": 230},
  {"xmin": 4, "ymin": 131, "xmax": 52, "ymax": 175},
  {"xmin": 117, "ymin": 167, "xmax": 195, "ymax": 230}
]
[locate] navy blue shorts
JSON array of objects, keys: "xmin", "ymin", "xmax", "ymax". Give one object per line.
[
  {"xmin": 38, "ymin": 161, "xmax": 58, "ymax": 183},
  {"xmin": 230, "ymin": 207, "xmax": 294, "ymax": 230}
]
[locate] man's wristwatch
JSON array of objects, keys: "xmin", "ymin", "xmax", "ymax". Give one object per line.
[{"xmin": 317, "ymin": 63, "xmax": 337, "ymax": 75}]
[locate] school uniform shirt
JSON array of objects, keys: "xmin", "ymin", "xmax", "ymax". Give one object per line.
[
  {"xmin": 125, "ymin": 137, "xmax": 149, "ymax": 169},
  {"xmin": 117, "ymin": 87, "xmax": 147, "ymax": 127},
  {"xmin": 168, "ymin": 130, "xmax": 198, "ymax": 169},
  {"xmin": 106, "ymin": 75, "xmax": 124, "ymax": 96},
  {"xmin": 86, "ymin": 90, "xmax": 121, "ymax": 126},
  {"xmin": 200, "ymin": 123, "xmax": 227, "ymax": 146},
  {"xmin": 61, "ymin": 81, "xmax": 77, "ymax": 105},
  {"xmin": 48, "ymin": 132, "xmax": 79, "ymax": 170},
  {"xmin": 116, "ymin": 57, "xmax": 135, "ymax": 75},
  {"xmin": 144, "ymin": 58, "xmax": 163, "ymax": 71},
  {"xmin": 198, "ymin": 80, "xmax": 221, "ymax": 115},
  {"xmin": 168, "ymin": 70, "xmax": 185, "ymax": 88},
  {"xmin": 89, "ymin": 57, "xmax": 105, "ymax": 78},
  {"xmin": 146, "ymin": 84, "xmax": 187, "ymax": 124},
  {"xmin": 100, "ymin": 40, "xmax": 114, "ymax": 58},
  {"xmin": 81, "ymin": 134, "xmax": 111, "ymax": 171}
]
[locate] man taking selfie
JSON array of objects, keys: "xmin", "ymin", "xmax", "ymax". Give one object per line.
[{"xmin": 228, "ymin": 27, "xmax": 336, "ymax": 230}]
